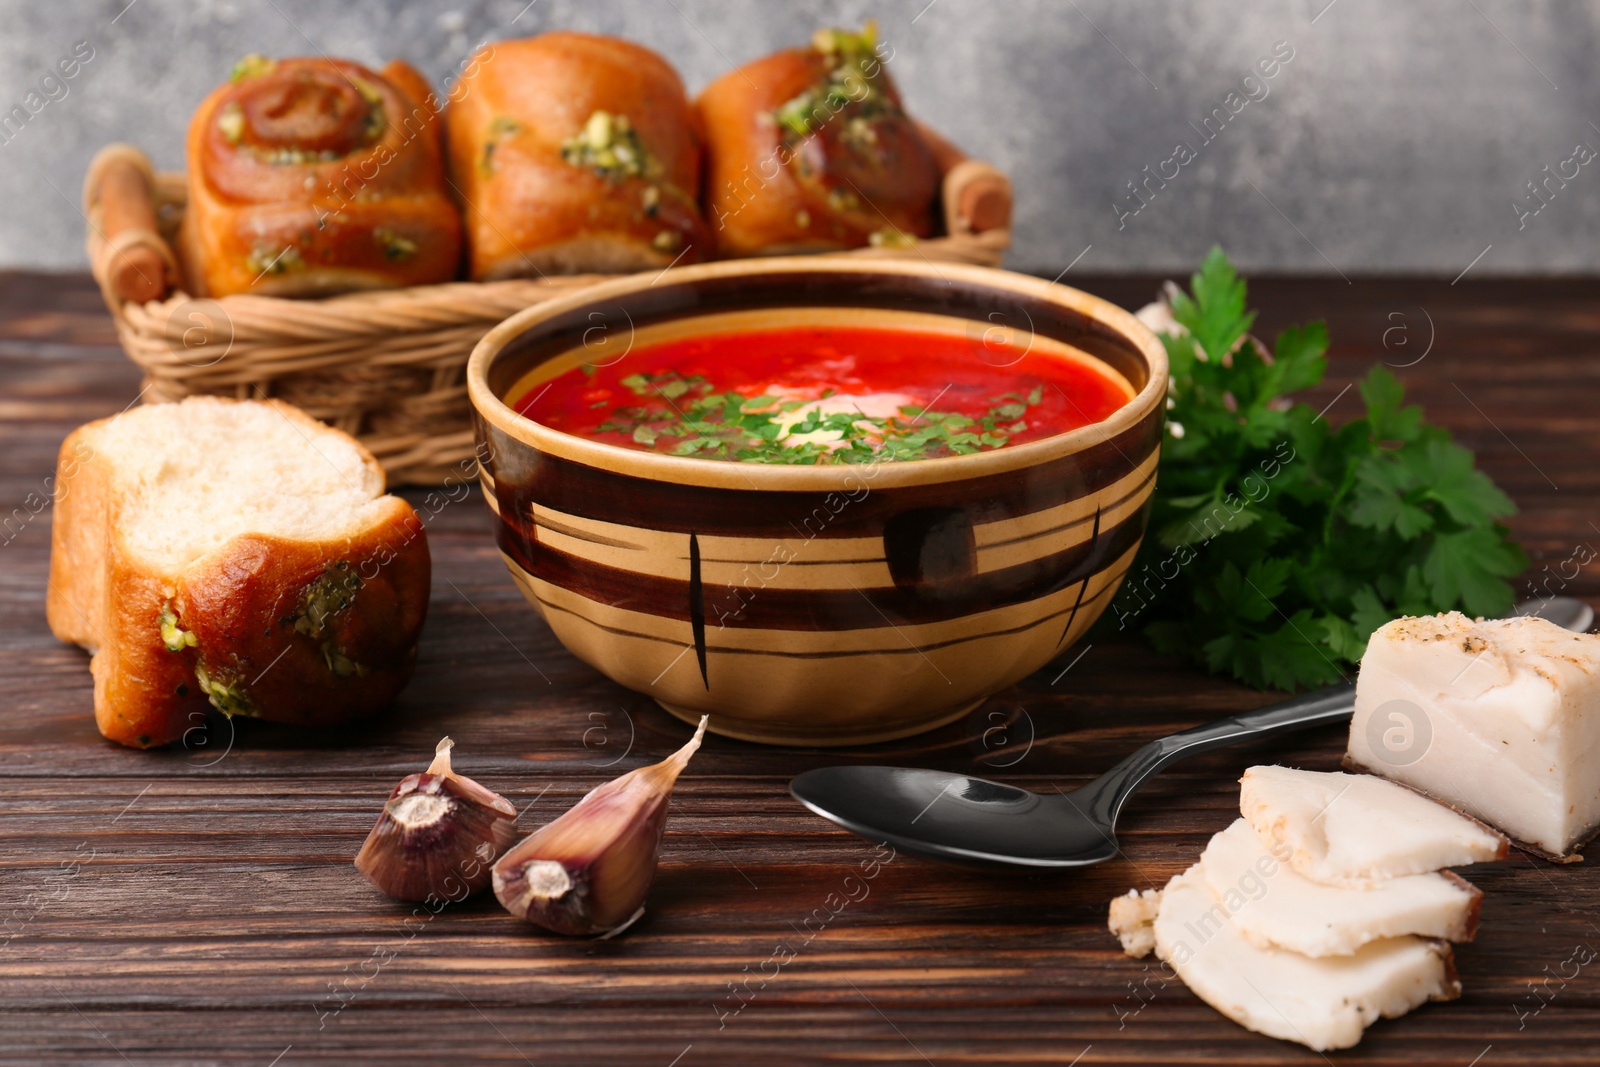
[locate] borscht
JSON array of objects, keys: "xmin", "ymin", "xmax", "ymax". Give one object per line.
[{"xmin": 516, "ymin": 324, "xmax": 1131, "ymax": 464}]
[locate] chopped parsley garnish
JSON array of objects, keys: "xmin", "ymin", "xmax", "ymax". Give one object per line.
[
  {"xmin": 158, "ymin": 603, "xmax": 196, "ymax": 653},
  {"xmin": 560, "ymin": 110, "xmax": 661, "ymax": 182},
  {"xmin": 591, "ymin": 371, "xmax": 1044, "ymax": 464},
  {"xmin": 774, "ymin": 22, "xmax": 890, "ymax": 139},
  {"xmin": 373, "ymin": 227, "xmax": 417, "ymax": 261},
  {"xmin": 288, "ymin": 562, "xmax": 367, "ymax": 678},
  {"xmin": 229, "ymin": 54, "xmax": 276, "ymax": 83}
]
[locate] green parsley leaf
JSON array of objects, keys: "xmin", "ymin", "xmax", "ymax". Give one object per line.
[
  {"xmin": 1169, "ymin": 246, "xmax": 1255, "ymax": 365},
  {"xmin": 1422, "ymin": 526, "xmax": 1524, "ymax": 617}
]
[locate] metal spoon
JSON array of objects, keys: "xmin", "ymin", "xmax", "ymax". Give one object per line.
[{"xmin": 790, "ymin": 596, "xmax": 1594, "ymax": 868}]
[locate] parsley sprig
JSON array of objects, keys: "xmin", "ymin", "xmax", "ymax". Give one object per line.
[
  {"xmin": 1113, "ymin": 248, "xmax": 1527, "ymax": 691},
  {"xmin": 595, "ymin": 372, "xmax": 1040, "ymax": 464}
]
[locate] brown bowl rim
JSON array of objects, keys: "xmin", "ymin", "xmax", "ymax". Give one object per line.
[{"xmin": 466, "ymin": 257, "xmax": 1167, "ymax": 491}]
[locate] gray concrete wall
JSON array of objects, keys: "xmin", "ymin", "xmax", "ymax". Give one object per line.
[{"xmin": 1, "ymin": 0, "xmax": 1596, "ymax": 275}]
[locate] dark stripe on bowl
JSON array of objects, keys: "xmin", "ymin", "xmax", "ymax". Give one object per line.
[
  {"xmin": 481, "ymin": 409, "xmax": 1160, "ymax": 542},
  {"xmin": 533, "ymin": 512, "xmax": 648, "ymax": 551},
  {"xmin": 486, "ymin": 456, "xmax": 1156, "ymax": 566},
  {"xmin": 496, "ymin": 499, "xmax": 1149, "ymax": 632},
  {"xmin": 688, "ymin": 532, "xmax": 708, "ymax": 689},
  {"xmin": 1057, "ymin": 506, "xmax": 1100, "ymax": 648},
  {"xmin": 522, "ymin": 565, "xmax": 1121, "ymax": 659}
]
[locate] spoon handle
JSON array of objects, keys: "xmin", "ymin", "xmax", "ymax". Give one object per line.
[{"xmin": 1090, "ymin": 682, "xmax": 1356, "ymax": 825}]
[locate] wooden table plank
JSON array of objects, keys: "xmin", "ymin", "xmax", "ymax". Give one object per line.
[{"xmin": 0, "ymin": 270, "xmax": 1595, "ymax": 1064}]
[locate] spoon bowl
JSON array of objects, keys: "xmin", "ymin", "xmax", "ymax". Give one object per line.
[{"xmin": 791, "ymin": 765, "xmax": 1116, "ymax": 867}]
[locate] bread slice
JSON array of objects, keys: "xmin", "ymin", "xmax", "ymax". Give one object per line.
[{"xmin": 48, "ymin": 397, "xmax": 430, "ymax": 748}]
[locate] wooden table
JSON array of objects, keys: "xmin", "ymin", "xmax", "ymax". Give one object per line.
[{"xmin": 2, "ymin": 271, "xmax": 1596, "ymax": 1065}]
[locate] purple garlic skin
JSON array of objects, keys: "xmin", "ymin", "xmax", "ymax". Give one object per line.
[
  {"xmin": 493, "ymin": 716, "xmax": 706, "ymax": 936},
  {"xmin": 355, "ymin": 737, "xmax": 517, "ymax": 902}
]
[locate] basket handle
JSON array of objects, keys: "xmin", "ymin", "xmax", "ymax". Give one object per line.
[
  {"xmin": 916, "ymin": 122, "xmax": 1013, "ymax": 237},
  {"xmin": 84, "ymin": 143, "xmax": 177, "ymax": 305}
]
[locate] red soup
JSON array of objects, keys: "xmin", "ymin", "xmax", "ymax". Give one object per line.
[{"xmin": 516, "ymin": 324, "xmax": 1131, "ymax": 464}]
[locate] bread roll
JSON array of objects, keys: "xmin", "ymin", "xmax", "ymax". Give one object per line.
[
  {"xmin": 446, "ymin": 33, "xmax": 711, "ymax": 279},
  {"xmin": 698, "ymin": 24, "xmax": 940, "ymax": 257},
  {"xmin": 178, "ymin": 55, "xmax": 462, "ymax": 297},
  {"xmin": 47, "ymin": 398, "xmax": 431, "ymax": 748}
]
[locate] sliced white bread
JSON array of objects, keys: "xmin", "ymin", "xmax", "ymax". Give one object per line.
[{"xmin": 48, "ymin": 397, "xmax": 430, "ymax": 748}]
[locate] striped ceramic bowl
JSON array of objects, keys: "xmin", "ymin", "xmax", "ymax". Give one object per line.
[{"xmin": 467, "ymin": 258, "xmax": 1166, "ymax": 746}]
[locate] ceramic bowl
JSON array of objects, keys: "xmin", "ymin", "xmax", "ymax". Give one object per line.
[{"xmin": 467, "ymin": 257, "xmax": 1166, "ymax": 746}]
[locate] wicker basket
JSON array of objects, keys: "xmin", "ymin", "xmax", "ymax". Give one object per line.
[{"xmin": 84, "ymin": 139, "xmax": 1013, "ymax": 485}]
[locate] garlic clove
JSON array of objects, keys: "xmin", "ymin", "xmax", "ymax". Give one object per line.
[
  {"xmin": 493, "ymin": 715, "xmax": 706, "ymax": 936},
  {"xmin": 355, "ymin": 736, "xmax": 518, "ymax": 903}
]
